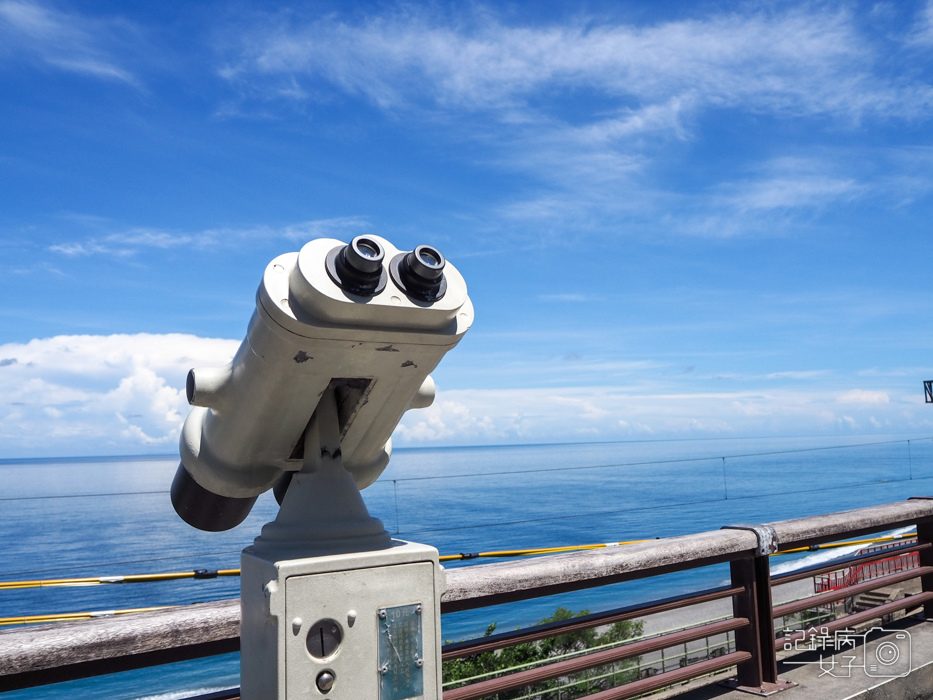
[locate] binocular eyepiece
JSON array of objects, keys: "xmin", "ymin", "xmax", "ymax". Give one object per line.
[
  {"xmin": 391, "ymin": 244, "xmax": 447, "ymax": 302},
  {"xmin": 326, "ymin": 237, "xmax": 447, "ymax": 302},
  {"xmin": 326, "ymin": 237, "xmax": 389, "ymax": 296}
]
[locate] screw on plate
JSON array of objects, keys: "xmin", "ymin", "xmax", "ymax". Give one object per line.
[
  {"xmin": 379, "ymin": 609, "xmax": 387, "ymax": 619},
  {"xmin": 379, "ymin": 664, "xmax": 389, "ymax": 675},
  {"xmin": 415, "ymin": 605, "xmax": 422, "ymax": 614},
  {"xmin": 415, "ymin": 658, "xmax": 424, "ymax": 668}
]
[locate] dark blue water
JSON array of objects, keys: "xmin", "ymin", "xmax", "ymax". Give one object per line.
[{"xmin": 2, "ymin": 434, "xmax": 932, "ymax": 699}]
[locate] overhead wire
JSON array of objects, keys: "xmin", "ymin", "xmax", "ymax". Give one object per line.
[
  {"xmin": 400, "ymin": 474, "xmax": 933, "ymax": 536},
  {"xmin": 0, "ymin": 489, "xmax": 166, "ymax": 502},
  {"xmin": 2, "ymin": 436, "xmax": 929, "ymax": 581},
  {"xmin": 1, "ymin": 550, "xmax": 247, "ymax": 579},
  {"xmin": 3, "ymin": 436, "xmax": 930, "ymax": 502},
  {"xmin": 378, "ymin": 436, "xmax": 933, "ymax": 483}
]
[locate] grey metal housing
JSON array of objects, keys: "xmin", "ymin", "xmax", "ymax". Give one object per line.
[{"xmin": 178, "ymin": 235, "xmax": 473, "ymax": 501}]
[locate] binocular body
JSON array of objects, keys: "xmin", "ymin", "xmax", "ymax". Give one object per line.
[{"xmin": 172, "ymin": 236, "xmax": 473, "ymax": 531}]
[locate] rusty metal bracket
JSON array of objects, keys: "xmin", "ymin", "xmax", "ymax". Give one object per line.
[{"xmin": 722, "ymin": 524, "xmax": 778, "ymax": 556}]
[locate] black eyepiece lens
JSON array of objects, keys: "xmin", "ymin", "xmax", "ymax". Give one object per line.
[
  {"xmin": 389, "ymin": 244, "xmax": 447, "ymax": 301},
  {"xmin": 356, "ymin": 239, "xmax": 381, "ymax": 260},
  {"xmin": 346, "ymin": 237, "xmax": 384, "ymax": 273},
  {"xmin": 418, "ymin": 247, "xmax": 441, "ymax": 267},
  {"xmin": 409, "ymin": 245, "xmax": 445, "ymax": 280},
  {"xmin": 325, "ymin": 236, "xmax": 389, "ymax": 296}
]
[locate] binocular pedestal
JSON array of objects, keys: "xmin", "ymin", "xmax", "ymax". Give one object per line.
[
  {"xmin": 241, "ymin": 541, "xmax": 444, "ymax": 700},
  {"xmin": 240, "ymin": 387, "xmax": 445, "ymax": 700}
]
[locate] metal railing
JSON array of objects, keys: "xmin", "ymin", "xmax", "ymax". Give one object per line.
[
  {"xmin": 814, "ymin": 541, "xmax": 920, "ymax": 593},
  {"xmin": 2, "ymin": 498, "xmax": 933, "ymax": 698}
]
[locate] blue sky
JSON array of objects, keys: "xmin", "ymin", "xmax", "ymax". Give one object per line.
[{"xmin": 2, "ymin": 0, "xmax": 933, "ymax": 456}]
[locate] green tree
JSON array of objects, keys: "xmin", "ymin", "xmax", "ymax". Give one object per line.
[{"xmin": 444, "ymin": 608, "xmax": 644, "ymax": 700}]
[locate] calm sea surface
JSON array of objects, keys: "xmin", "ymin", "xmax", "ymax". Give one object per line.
[{"xmin": 3, "ymin": 434, "xmax": 933, "ymax": 699}]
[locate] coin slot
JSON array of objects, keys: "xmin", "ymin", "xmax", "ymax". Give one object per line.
[{"xmin": 307, "ymin": 618, "xmax": 342, "ymax": 659}]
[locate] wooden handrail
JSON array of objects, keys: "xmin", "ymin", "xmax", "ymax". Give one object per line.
[{"xmin": 766, "ymin": 499, "xmax": 933, "ymax": 550}]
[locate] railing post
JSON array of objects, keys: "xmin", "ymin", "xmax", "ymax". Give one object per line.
[
  {"xmin": 730, "ymin": 555, "xmax": 765, "ymax": 688},
  {"xmin": 753, "ymin": 553, "xmax": 778, "ymax": 684},
  {"xmin": 917, "ymin": 520, "xmax": 933, "ymax": 619},
  {"xmin": 723, "ymin": 525, "xmax": 793, "ymax": 695}
]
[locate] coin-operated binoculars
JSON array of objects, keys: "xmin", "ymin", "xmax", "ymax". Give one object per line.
[{"xmin": 170, "ymin": 235, "xmax": 472, "ymax": 700}]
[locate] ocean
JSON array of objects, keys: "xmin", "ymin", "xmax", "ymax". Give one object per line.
[{"xmin": 2, "ymin": 434, "xmax": 933, "ymax": 699}]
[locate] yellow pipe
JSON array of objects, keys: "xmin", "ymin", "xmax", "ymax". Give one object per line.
[
  {"xmin": 439, "ymin": 539, "xmax": 657, "ymax": 561},
  {"xmin": 0, "ymin": 606, "xmax": 173, "ymax": 627},
  {"xmin": 0, "ymin": 534, "xmax": 918, "ymax": 591},
  {"xmin": 0, "ymin": 569, "xmax": 240, "ymax": 590},
  {"xmin": 776, "ymin": 533, "xmax": 915, "ymax": 555}
]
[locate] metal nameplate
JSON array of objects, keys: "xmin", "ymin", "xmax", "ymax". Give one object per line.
[{"xmin": 377, "ymin": 603, "xmax": 424, "ymax": 700}]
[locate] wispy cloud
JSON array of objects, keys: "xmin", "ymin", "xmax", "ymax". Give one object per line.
[
  {"xmin": 907, "ymin": 0, "xmax": 933, "ymax": 47},
  {"xmin": 668, "ymin": 156, "xmax": 868, "ymax": 237},
  {"xmin": 721, "ymin": 175, "xmax": 862, "ymax": 214},
  {"xmin": 0, "ymin": 0, "xmax": 139, "ymax": 83},
  {"xmin": 215, "ymin": 5, "xmax": 933, "ymax": 238},
  {"xmin": 396, "ymin": 384, "xmax": 928, "ymax": 445},
  {"xmin": 220, "ymin": 6, "xmax": 924, "ymax": 120},
  {"xmin": 538, "ymin": 293, "xmax": 596, "ymax": 303},
  {"xmin": 837, "ymin": 389, "xmax": 891, "ymax": 404},
  {"xmin": 48, "ymin": 217, "xmax": 369, "ymax": 257},
  {"xmin": 712, "ymin": 370, "xmax": 832, "ymax": 382}
]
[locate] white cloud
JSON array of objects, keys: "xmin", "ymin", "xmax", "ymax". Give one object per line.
[
  {"xmin": 538, "ymin": 293, "xmax": 594, "ymax": 303},
  {"xmin": 0, "ymin": 333, "xmax": 925, "ymax": 456},
  {"xmin": 48, "ymin": 217, "xmax": 370, "ymax": 258},
  {"xmin": 763, "ymin": 370, "xmax": 829, "ymax": 380},
  {"xmin": 907, "ymin": 1, "xmax": 933, "ymax": 47},
  {"xmin": 0, "ymin": 0, "xmax": 137, "ymax": 83},
  {"xmin": 221, "ymin": 7, "xmax": 919, "ymax": 120},
  {"xmin": 837, "ymin": 389, "xmax": 891, "ymax": 404},
  {"xmin": 215, "ymin": 5, "xmax": 933, "ymax": 238},
  {"xmin": 0, "ymin": 334, "xmax": 238, "ymax": 455},
  {"xmin": 721, "ymin": 176, "xmax": 862, "ymax": 213},
  {"xmin": 397, "ymin": 384, "xmax": 926, "ymax": 445},
  {"xmin": 665, "ymin": 156, "xmax": 871, "ymax": 237},
  {"xmin": 394, "ymin": 398, "xmax": 500, "ymax": 443}
]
